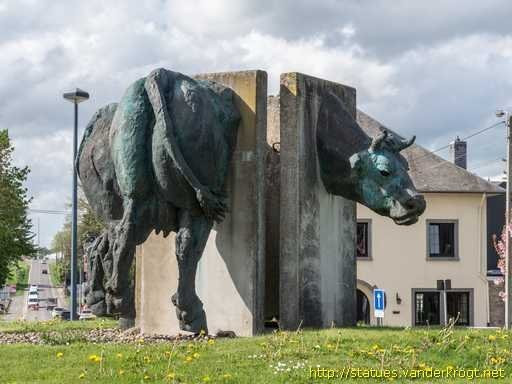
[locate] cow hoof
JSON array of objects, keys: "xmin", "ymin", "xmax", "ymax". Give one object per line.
[
  {"xmin": 172, "ymin": 293, "xmax": 208, "ymax": 334},
  {"xmin": 119, "ymin": 317, "xmax": 135, "ymax": 329},
  {"xmin": 179, "ymin": 309, "xmax": 208, "ymax": 335},
  {"xmin": 89, "ymin": 300, "xmax": 107, "ymax": 316}
]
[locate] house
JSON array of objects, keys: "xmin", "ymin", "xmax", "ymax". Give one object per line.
[{"xmin": 355, "ymin": 111, "xmax": 504, "ymax": 327}]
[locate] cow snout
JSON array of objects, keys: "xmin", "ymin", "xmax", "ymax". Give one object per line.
[{"xmin": 404, "ymin": 195, "xmax": 426, "ymax": 214}]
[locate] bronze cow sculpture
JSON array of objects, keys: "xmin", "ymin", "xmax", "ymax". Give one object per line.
[{"xmin": 78, "ymin": 68, "xmax": 425, "ymax": 333}]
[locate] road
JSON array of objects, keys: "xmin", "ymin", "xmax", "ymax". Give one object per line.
[{"xmin": 1, "ymin": 259, "xmax": 62, "ymax": 321}]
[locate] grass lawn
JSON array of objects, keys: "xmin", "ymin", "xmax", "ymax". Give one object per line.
[{"xmin": 0, "ymin": 320, "xmax": 511, "ymax": 383}]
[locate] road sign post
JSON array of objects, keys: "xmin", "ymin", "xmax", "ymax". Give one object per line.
[{"xmin": 373, "ymin": 288, "xmax": 386, "ymax": 326}]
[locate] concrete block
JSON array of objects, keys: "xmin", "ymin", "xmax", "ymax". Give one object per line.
[
  {"xmin": 135, "ymin": 70, "xmax": 267, "ymax": 336},
  {"xmin": 279, "ymin": 72, "xmax": 357, "ymax": 330}
]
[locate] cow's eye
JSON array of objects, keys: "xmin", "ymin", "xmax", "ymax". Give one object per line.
[{"xmin": 380, "ymin": 170, "xmax": 390, "ymax": 177}]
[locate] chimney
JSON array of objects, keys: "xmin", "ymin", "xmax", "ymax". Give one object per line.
[{"xmin": 450, "ymin": 136, "xmax": 467, "ymax": 169}]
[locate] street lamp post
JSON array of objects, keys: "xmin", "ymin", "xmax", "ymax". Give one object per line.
[{"xmin": 63, "ymin": 88, "xmax": 89, "ymax": 320}]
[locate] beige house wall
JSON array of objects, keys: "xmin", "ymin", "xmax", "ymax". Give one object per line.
[{"xmin": 357, "ymin": 192, "xmax": 489, "ymax": 327}]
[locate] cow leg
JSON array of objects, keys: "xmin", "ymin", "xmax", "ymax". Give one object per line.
[
  {"xmin": 85, "ymin": 230, "xmax": 109, "ymax": 315},
  {"xmin": 107, "ymin": 199, "xmax": 138, "ymax": 326},
  {"xmin": 172, "ymin": 209, "xmax": 212, "ymax": 334}
]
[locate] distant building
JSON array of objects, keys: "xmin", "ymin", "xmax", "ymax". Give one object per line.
[{"xmin": 355, "ymin": 111, "xmax": 504, "ymax": 327}]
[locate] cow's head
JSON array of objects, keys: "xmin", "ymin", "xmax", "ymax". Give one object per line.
[{"xmin": 349, "ymin": 130, "xmax": 426, "ymax": 225}]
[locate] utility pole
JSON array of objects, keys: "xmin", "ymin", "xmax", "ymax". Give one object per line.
[
  {"xmin": 506, "ymin": 113, "xmax": 512, "ymax": 329},
  {"xmin": 498, "ymin": 110, "xmax": 512, "ymax": 329}
]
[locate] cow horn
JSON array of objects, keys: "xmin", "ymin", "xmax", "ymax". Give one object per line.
[
  {"xmin": 397, "ymin": 135, "xmax": 415, "ymax": 151},
  {"xmin": 370, "ymin": 129, "xmax": 388, "ymax": 152}
]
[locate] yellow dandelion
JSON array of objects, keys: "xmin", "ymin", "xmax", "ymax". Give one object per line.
[
  {"xmin": 116, "ymin": 353, "xmax": 123, "ymax": 359},
  {"xmin": 166, "ymin": 372, "xmax": 176, "ymax": 379},
  {"xmin": 223, "ymin": 373, "xmax": 232, "ymax": 379},
  {"xmin": 79, "ymin": 373, "xmax": 86, "ymax": 379},
  {"xmin": 208, "ymin": 339, "xmax": 215, "ymax": 345},
  {"xmin": 56, "ymin": 352, "xmax": 64, "ymax": 359},
  {"xmin": 144, "ymin": 374, "xmax": 151, "ymax": 380},
  {"xmin": 193, "ymin": 352, "xmax": 200, "ymax": 359},
  {"xmin": 118, "ymin": 369, "xmax": 125, "ymax": 376},
  {"xmin": 202, "ymin": 376, "xmax": 211, "ymax": 382},
  {"xmin": 144, "ymin": 356, "xmax": 151, "ymax": 363},
  {"xmin": 165, "ymin": 350, "xmax": 172, "ymax": 357},
  {"xmin": 185, "ymin": 356, "xmax": 193, "ymax": 363},
  {"xmin": 489, "ymin": 335, "xmax": 497, "ymax": 341}
]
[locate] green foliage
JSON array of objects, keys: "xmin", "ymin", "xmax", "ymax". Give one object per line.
[
  {"xmin": 5, "ymin": 261, "xmax": 29, "ymax": 294},
  {"xmin": 0, "ymin": 130, "xmax": 36, "ymax": 285},
  {"xmin": 51, "ymin": 194, "xmax": 105, "ymax": 280},
  {"xmin": 50, "ymin": 260, "xmax": 66, "ymax": 286}
]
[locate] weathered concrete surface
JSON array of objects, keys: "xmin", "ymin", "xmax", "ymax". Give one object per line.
[
  {"xmin": 279, "ymin": 73, "xmax": 357, "ymax": 329},
  {"xmin": 264, "ymin": 95, "xmax": 280, "ymax": 321},
  {"xmin": 135, "ymin": 70, "xmax": 267, "ymax": 336}
]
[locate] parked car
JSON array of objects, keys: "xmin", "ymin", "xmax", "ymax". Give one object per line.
[
  {"xmin": 28, "ymin": 292, "xmax": 38, "ymax": 301},
  {"xmin": 79, "ymin": 308, "xmax": 96, "ymax": 320},
  {"xmin": 29, "ymin": 285, "xmax": 38, "ymax": 294},
  {"xmin": 46, "ymin": 297, "xmax": 58, "ymax": 311},
  {"xmin": 42, "ymin": 269, "xmax": 48, "ymax": 274},
  {"xmin": 51, "ymin": 307, "xmax": 66, "ymax": 318},
  {"xmin": 56, "ymin": 310, "xmax": 71, "ymax": 320},
  {"xmin": 27, "ymin": 297, "xmax": 39, "ymax": 310}
]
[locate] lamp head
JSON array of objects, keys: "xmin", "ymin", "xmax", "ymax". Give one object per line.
[
  {"xmin": 63, "ymin": 88, "xmax": 90, "ymax": 104},
  {"xmin": 495, "ymin": 109, "xmax": 505, "ymax": 118}
]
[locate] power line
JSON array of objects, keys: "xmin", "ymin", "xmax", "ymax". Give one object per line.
[
  {"xmin": 27, "ymin": 209, "xmax": 70, "ymax": 215},
  {"xmin": 470, "ymin": 157, "xmax": 505, "ymax": 172},
  {"xmin": 409, "ymin": 120, "xmax": 505, "ymax": 163}
]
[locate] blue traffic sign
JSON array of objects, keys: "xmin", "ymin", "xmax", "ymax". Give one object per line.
[{"xmin": 374, "ymin": 289, "xmax": 386, "ymax": 311}]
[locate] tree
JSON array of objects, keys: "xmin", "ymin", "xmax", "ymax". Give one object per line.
[
  {"xmin": 51, "ymin": 191, "xmax": 104, "ymax": 286},
  {"xmin": 0, "ymin": 130, "xmax": 36, "ymax": 285},
  {"xmin": 492, "ymin": 223, "xmax": 510, "ymax": 301}
]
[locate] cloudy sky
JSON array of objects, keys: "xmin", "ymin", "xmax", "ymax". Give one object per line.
[{"xmin": 3, "ymin": 0, "xmax": 512, "ymax": 247}]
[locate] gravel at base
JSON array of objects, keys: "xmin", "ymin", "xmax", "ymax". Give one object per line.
[{"xmin": 0, "ymin": 327, "xmax": 219, "ymax": 345}]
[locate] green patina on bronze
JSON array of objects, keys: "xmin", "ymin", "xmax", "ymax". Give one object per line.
[
  {"xmin": 78, "ymin": 68, "xmax": 240, "ymax": 333},
  {"xmin": 78, "ymin": 69, "xmax": 425, "ymax": 334}
]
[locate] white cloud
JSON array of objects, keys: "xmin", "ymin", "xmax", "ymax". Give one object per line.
[{"xmin": 2, "ymin": 0, "xmax": 512, "ymax": 245}]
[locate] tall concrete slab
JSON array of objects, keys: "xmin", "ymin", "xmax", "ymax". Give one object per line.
[
  {"xmin": 279, "ymin": 73, "xmax": 357, "ymax": 330},
  {"xmin": 135, "ymin": 70, "xmax": 267, "ymax": 336}
]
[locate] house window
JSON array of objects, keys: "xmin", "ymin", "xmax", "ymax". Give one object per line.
[
  {"xmin": 415, "ymin": 291, "xmax": 440, "ymax": 325},
  {"xmin": 357, "ymin": 221, "xmax": 371, "ymax": 259},
  {"xmin": 446, "ymin": 291, "xmax": 470, "ymax": 326},
  {"xmin": 427, "ymin": 221, "xmax": 458, "ymax": 259}
]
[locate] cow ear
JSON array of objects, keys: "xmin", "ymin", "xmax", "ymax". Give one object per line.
[
  {"xmin": 349, "ymin": 153, "xmax": 362, "ymax": 171},
  {"xmin": 370, "ymin": 130, "xmax": 388, "ymax": 152}
]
